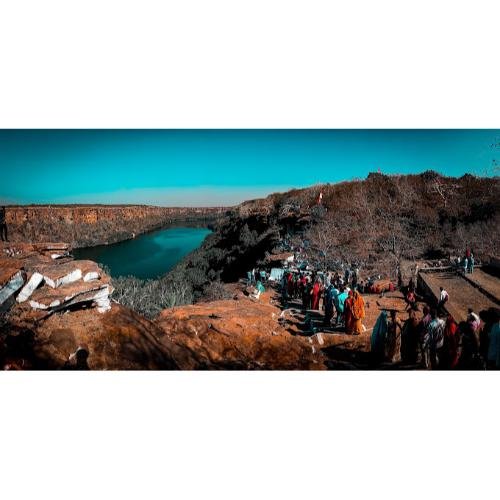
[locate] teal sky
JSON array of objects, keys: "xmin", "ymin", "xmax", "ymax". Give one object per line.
[{"xmin": 0, "ymin": 130, "xmax": 498, "ymax": 206}]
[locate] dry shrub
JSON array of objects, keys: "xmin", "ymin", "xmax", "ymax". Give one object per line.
[
  {"xmin": 200, "ymin": 281, "xmax": 232, "ymax": 302},
  {"xmin": 111, "ymin": 275, "xmax": 193, "ymax": 319}
]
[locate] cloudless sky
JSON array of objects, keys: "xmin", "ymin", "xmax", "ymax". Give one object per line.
[{"xmin": 0, "ymin": 130, "xmax": 498, "ymax": 206}]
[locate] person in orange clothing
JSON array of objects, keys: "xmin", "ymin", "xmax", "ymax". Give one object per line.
[
  {"xmin": 345, "ymin": 290, "xmax": 365, "ymax": 335},
  {"xmin": 351, "ymin": 290, "xmax": 366, "ymax": 335}
]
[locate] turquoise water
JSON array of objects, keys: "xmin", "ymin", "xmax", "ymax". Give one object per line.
[{"xmin": 74, "ymin": 227, "xmax": 211, "ymax": 279}]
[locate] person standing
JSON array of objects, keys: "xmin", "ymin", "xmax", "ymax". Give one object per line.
[
  {"xmin": 441, "ymin": 314, "xmax": 460, "ymax": 369},
  {"xmin": 298, "ymin": 274, "xmax": 306, "ymax": 302},
  {"xmin": 281, "ymin": 272, "xmax": 289, "ymax": 303},
  {"xmin": 311, "ymin": 278, "xmax": 322, "ymax": 311},
  {"xmin": 337, "ymin": 286, "xmax": 349, "ymax": 326},
  {"xmin": 468, "ymin": 253, "xmax": 475, "ymax": 274},
  {"xmin": 302, "ymin": 277, "xmax": 312, "ymax": 310},
  {"xmin": 401, "ymin": 306, "xmax": 420, "ymax": 365},
  {"xmin": 458, "ymin": 320, "xmax": 481, "ymax": 369},
  {"xmin": 0, "ymin": 206, "xmax": 8, "ymax": 242},
  {"xmin": 350, "ymin": 290, "xmax": 365, "ymax": 335},
  {"xmin": 344, "ymin": 290, "xmax": 355, "ymax": 334},
  {"xmin": 371, "ymin": 311, "xmax": 388, "ymax": 364},
  {"xmin": 323, "ymin": 284, "xmax": 335, "ymax": 327},
  {"xmin": 352, "ymin": 267, "xmax": 359, "ymax": 289},
  {"xmin": 385, "ymin": 310, "xmax": 403, "ymax": 363},
  {"xmin": 324, "ymin": 272, "xmax": 331, "ymax": 289},
  {"xmin": 467, "ymin": 308, "xmax": 481, "ymax": 334},
  {"xmin": 252, "ymin": 280, "xmax": 265, "ymax": 300},
  {"xmin": 331, "ymin": 283, "xmax": 340, "ymax": 325},
  {"xmin": 423, "ymin": 309, "xmax": 445, "ymax": 369},
  {"xmin": 254, "ymin": 268, "xmax": 260, "ymax": 284},
  {"xmin": 405, "ymin": 290, "xmax": 416, "ymax": 310},
  {"xmin": 412, "ymin": 263, "xmax": 419, "ymax": 283},
  {"xmin": 467, "ymin": 309, "xmax": 482, "ymax": 367},
  {"xmin": 437, "ymin": 287, "xmax": 449, "ymax": 315},
  {"xmin": 287, "ymin": 272, "xmax": 294, "ymax": 299}
]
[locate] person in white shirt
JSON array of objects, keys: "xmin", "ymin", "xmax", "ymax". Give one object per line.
[
  {"xmin": 437, "ymin": 286, "xmax": 450, "ymax": 314},
  {"xmin": 438, "ymin": 287, "xmax": 449, "ymax": 314}
]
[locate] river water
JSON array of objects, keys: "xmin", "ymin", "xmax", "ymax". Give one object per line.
[{"xmin": 73, "ymin": 227, "xmax": 211, "ymax": 279}]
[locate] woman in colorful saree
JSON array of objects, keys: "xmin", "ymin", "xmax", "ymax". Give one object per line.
[{"xmin": 346, "ymin": 290, "xmax": 365, "ymax": 335}]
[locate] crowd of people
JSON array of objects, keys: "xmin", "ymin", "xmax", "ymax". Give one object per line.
[
  {"xmin": 250, "ymin": 251, "xmax": 500, "ymax": 369},
  {"xmin": 246, "ymin": 267, "xmax": 268, "ymax": 300},
  {"xmin": 458, "ymin": 248, "xmax": 475, "ymax": 274},
  {"xmin": 240, "ymin": 230, "xmax": 498, "ymax": 371},
  {"xmin": 371, "ymin": 297, "xmax": 500, "ymax": 370},
  {"xmin": 279, "ymin": 269, "xmax": 366, "ymax": 335}
]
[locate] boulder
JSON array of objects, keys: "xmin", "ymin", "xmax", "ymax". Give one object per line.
[
  {"xmin": 0, "ymin": 268, "xmax": 25, "ymax": 309},
  {"xmin": 28, "ymin": 282, "xmax": 113, "ymax": 311},
  {"xmin": 369, "ymin": 279, "xmax": 395, "ymax": 294},
  {"xmin": 36, "ymin": 262, "xmax": 83, "ymax": 288},
  {"xmin": 157, "ymin": 294, "xmax": 325, "ymax": 369}
]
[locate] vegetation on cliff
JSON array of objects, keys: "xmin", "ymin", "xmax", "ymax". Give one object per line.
[
  {"xmin": 177, "ymin": 171, "xmax": 498, "ymax": 281},
  {"xmin": 5, "ymin": 205, "xmax": 225, "ymax": 247},
  {"xmin": 110, "ymin": 172, "xmax": 499, "ymax": 317}
]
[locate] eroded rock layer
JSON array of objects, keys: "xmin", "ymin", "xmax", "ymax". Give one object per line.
[{"xmin": 5, "ymin": 205, "xmax": 226, "ymax": 247}]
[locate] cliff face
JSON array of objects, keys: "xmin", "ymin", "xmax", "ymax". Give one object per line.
[
  {"xmin": 5, "ymin": 205, "xmax": 227, "ymax": 248},
  {"xmin": 0, "ymin": 241, "xmax": 324, "ymax": 370}
]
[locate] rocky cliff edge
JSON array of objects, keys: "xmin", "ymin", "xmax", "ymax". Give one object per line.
[{"xmin": 0, "ymin": 242, "xmax": 324, "ymax": 370}]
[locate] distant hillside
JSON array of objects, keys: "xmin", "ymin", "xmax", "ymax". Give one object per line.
[
  {"xmin": 170, "ymin": 171, "xmax": 499, "ymax": 298},
  {"xmin": 4, "ymin": 205, "xmax": 227, "ymax": 247}
]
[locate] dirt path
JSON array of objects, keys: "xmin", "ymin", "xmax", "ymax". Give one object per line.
[{"xmin": 276, "ymin": 290, "xmax": 419, "ymax": 368}]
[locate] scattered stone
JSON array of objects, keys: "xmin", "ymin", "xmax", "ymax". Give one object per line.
[
  {"xmin": 50, "ymin": 252, "xmax": 70, "ymax": 260},
  {"xmin": 16, "ymin": 272, "xmax": 44, "ymax": 303},
  {"xmin": 0, "ymin": 270, "xmax": 25, "ymax": 308},
  {"xmin": 29, "ymin": 282, "xmax": 112, "ymax": 311},
  {"xmin": 83, "ymin": 271, "xmax": 100, "ymax": 282},
  {"xmin": 38, "ymin": 262, "xmax": 83, "ymax": 288}
]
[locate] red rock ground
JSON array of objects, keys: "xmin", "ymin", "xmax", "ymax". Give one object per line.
[
  {"xmin": 156, "ymin": 290, "xmax": 325, "ymax": 370},
  {"xmin": 3, "ymin": 242, "xmax": 499, "ymax": 370}
]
